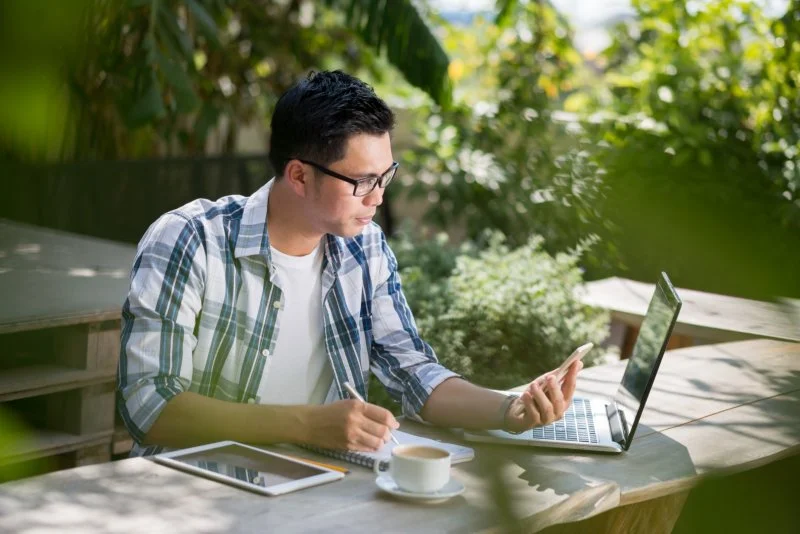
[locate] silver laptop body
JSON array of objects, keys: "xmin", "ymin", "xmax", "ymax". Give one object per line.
[{"xmin": 463, "ymin": 272, "xmax": 682, "ymax": 454}]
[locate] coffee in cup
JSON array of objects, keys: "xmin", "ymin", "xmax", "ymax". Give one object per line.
[{"xmin": 374, "ymin": 445, "xmax": 451, "ymax": 493}]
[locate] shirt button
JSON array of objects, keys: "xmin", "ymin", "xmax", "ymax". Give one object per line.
[
  {"xmin": 261, "ymin": 349, "xmax": 270, "ymax": 357},
  {"xmin": 247, "ymin": 398, "xmax": 256, "ymax": 404},
  {"xmin": 273, "ymin": 301, "xmax": 281, "ymax": 309}
]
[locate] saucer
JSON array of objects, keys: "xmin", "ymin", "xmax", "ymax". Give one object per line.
[{"xmin": 375, "ymin": 475, "xmax": 464, "ymax": 504}]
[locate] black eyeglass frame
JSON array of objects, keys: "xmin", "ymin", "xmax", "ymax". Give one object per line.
[{"xmin": 296, "ymin": 158, "xmax": 399, "ymax": 197}]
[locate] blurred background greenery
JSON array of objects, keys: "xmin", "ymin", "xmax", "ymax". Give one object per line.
[
  {"xmin": 1, "ymin": 0, "xmax": 798, "ymax": 407},
  {"xmin": 1, "ymin": 2, "xmax": 798, "ymax": 529}
]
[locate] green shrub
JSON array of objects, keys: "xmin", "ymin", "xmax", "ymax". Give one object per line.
[{"xmin": 368, "ymin": 231, "xmax": 610, "ymax": 412}]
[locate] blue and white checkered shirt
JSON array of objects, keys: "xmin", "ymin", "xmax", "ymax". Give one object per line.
[{"xmin": 118, "ymin": 179, "xmax": 458, "ymax": 456}]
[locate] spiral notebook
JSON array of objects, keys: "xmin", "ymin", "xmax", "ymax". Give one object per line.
[{"xmin": 301, "ymin": 430, "xmax": 475, "ymax": 470}]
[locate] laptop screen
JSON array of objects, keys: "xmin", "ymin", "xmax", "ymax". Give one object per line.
[{"xmin": 614, "ymin": 272, "xmax": 682, "ymax": 450}]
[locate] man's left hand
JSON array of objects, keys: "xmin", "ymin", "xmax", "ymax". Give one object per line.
[{"xmin": 502, "ymin": 360, "xmax": 583, "ymax": 433}]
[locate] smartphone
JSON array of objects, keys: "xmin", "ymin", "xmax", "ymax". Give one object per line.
[
  {"xmin": 555, "ymin": 342, "xmax": 593, "ymax": 380},
  {"xmin": 509, "ymin": 342, "xmax": 595, "ymax": 418},
  {"xmin": 538, "ymin": 342, "xmax": 594, "ymax": 391}
]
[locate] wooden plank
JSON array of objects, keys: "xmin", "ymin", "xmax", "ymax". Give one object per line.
[
  {"xmin": 0, "ymin": 311, "xmax": 125, "ymax": 335},
  {"xmin": 3, "ymin": 381, "xmax": 116, "ymax": 461},
  {"xmin": 2, "ymin": 322, "xmax": 120, "ymax": 370},
  {"xmin": 86, "ymin": 322, "xmax": 121, "ymax": 371},
  {"xmin": 112, "ymin": 425, "xmax": 134, "ymax": 456},
  {"xmin": 75, "ymin": 443, "xmax": 111, "ymax": 467},
  {"xmin": 0, "ymin": 219, "xmax": 135, "ymax": 334},
  {"xmin": 41, "ymin": 382, "xmax": 116, "ymax": 436},
  {"xmin": 79, "ymin": 382, "xmax": 117, "ymax": 435},
  {"xmin": 0, "ymin": 364, "xmax": 115, "ymax": 401},
  {"xmin": 0, "ymin": 430, "xmax": 113, "ymax": 465},
  {"xmin": 53, "ymin": 324, "xmax": 93, "ymax": 369},
  {"xmin": 578, "ymin": 277, "xmax": 800, "ymax": 343}
]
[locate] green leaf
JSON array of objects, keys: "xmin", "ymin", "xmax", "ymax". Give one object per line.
[
  {"xmin": 126, "ymin": 70, "xmax": 166, "ymax": 128},
  {"xmin": 154, "ymin": 48, "xmax": 199, "ymax": 113},
  {"xmin": 185, "ymin": 0, "xmax": 220, "ymax": 47},
  {"xmin": 142, "ymin": 33, "xmax": 158, "ymax": 65},
  {"xmin": 323, "ymin": 0, "xmax": 452, "ymax": 108},
  {"xmin": 157, "ymin": 3, "xmax": 193, "ymax": 61},
  {"xmin": 495, "ymin": 0, "xmax": 518, "ymax": 28},
  {"xmin": 194, "ymin": 101, "xmax": 221, "ymax": 142}
]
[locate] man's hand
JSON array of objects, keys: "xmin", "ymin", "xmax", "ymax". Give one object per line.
[
  {"xmin": 304, "ymin": 400, "xmax": 399, "ymax": 452},
  {"xmin": 503, "ymin": 360, "xmax": 583, "ymax": 433}
]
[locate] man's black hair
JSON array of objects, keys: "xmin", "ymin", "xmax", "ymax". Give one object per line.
[{"xmin": 268, "ymin": 70, "xmax": 395, "ymax": 176}]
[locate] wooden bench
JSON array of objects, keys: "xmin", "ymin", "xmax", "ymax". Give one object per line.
[
  {"xmin": 578, "ymin": 277, "xmax": 799, "ymax": 357},
  {"xmin": 0, "ymin": 220, "xmax": 136, "ymax": 480}
]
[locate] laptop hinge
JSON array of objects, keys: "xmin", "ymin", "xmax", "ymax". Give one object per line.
[
  {"xmin": 606, "ymin": 402, "xmax": 628, "ymax": 446},
  {"xmin": 619, "ymin": 406, "xmax": 630, "ymax": 443}
]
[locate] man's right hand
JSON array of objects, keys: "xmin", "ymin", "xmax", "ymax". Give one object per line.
[{"xmin": 304, "ymin": 400, "xmax": 399, "ymax": 451}]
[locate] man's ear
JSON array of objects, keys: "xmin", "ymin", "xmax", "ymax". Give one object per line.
[{"xmin": 283, "ymin": 159, "xmax": 309, "ymax": 198}]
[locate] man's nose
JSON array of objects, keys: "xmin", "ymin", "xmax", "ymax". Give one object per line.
[{"xmin": 364, "ymin": 186, "xmax": 384, "ymax": 207}]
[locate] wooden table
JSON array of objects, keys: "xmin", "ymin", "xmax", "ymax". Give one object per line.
[
  {"xmin": 579, "ymin": 277, "xmax": 800, "ymax": 357},
  {"xmin": 0, "ymin": 219, "xmax": 136, "ymax": 475},
  {"xmin": 1, "ymin": 339, "xmax": 796, "ymax": 533}
]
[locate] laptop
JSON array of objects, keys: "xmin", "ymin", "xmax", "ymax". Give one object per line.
[{"xmin": 463, "ymin": 272, "xmax": 682, "ymax": 453}]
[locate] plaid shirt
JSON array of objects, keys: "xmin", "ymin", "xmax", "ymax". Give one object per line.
[{"xmin": 118, "ymin": 180, "xmax": 457, "ymax": 456}]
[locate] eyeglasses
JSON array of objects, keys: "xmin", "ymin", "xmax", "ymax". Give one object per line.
[{"xmin": 297, "ymin": 159, "xmax": 399, "ymax": 197}]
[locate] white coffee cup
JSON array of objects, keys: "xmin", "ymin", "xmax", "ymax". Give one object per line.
[{"xmin": 374, "ymin": 444, "xmax": 451, "ymax": 493}]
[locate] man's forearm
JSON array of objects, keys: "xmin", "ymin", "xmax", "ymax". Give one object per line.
[
  {"xmin": 419, "ymin": 377, "xmax": 508, "ymax": 430},
  {"xmin": 143, "ymin": 391, "xmax": 313, "ymax": 448}
]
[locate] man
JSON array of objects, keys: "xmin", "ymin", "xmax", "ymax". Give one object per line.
[{"xmin": 118, "ymin": 70, "xmax": 582, "ymax": 456}]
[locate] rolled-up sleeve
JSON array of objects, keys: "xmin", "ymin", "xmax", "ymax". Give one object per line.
[
  {"xmin": 369, "ymin": 234, "xmax": 459, "ymax": 418},
  {"xmin": 117, "ymin": 213, "xmax": 206, "ymax": 443}
]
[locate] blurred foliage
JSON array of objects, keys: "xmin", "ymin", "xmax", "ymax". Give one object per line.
[
  {"xmin": 400, "ymin": 0, "xmax": 615, "ymax": 270},
  {"xmin": 576, "ymin": 0, "xmax": 800, "ymax": 298},
  {"xmin": 369, "ymin": 230, "xmax": 609, "ymax": 412},
  {"xmin": 0, "ymin": 408, "xmax": 46, "ymax": 482},
  {"xmin": 0, "ymin": 1, "xmax": 91, "ymax": 160},
  {"xmin": 400, "ymin": 0, "xmax": 800, "ymax": 298},
  {"xmin": 2, "ymin": 0, "xmax": 451, "ymax": 161}
]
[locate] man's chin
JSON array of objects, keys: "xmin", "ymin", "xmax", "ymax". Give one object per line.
[{"xmin": 329, "ymin": 223, "xmax": 368, "ymax": 238}]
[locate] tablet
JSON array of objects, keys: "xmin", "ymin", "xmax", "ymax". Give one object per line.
[{"xmin": 154, "ymin": 441, "xmax": 344, "ymax": 496}]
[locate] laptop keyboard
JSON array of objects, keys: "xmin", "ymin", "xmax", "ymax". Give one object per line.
[{"xmin": 530, "ymin": 397, "xmax": 599, "ymax": 444}]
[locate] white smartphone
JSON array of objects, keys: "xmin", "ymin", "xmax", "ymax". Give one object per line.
[
  {"xmin": 507, "ymin": 343, "xmax": 594, "ymax": 418},
  {"xmin": 538, "ymin": 342, "xmax": 594, "ymax": 391},
  {"xmin": 555, "ymin": 342, "xmax": 594, "ymax": 380}
]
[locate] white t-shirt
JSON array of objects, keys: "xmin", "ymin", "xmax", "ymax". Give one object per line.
[{"xmin": 257, "ymin": 240, "xmax": 333, "ymax": 405}]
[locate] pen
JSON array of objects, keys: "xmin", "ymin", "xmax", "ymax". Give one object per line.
[
  {"xmin": 342, "ymin": 381, "xmax": 401, "ymax": 445},
  {"xmin": 283, "ymin": 454, "xmax": 350, "ymax": 474}
]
